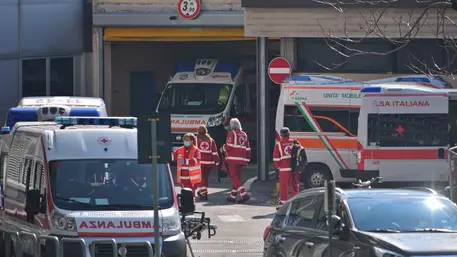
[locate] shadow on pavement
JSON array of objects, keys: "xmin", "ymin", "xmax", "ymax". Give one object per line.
[{"xmin": 252, "ymin": 213, "xmax": 276, "ymax": 219}]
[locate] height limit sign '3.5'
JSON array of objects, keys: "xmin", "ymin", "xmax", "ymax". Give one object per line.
[
  {"xmin": 268, "ymin": 57, "xmax": 292, "ymax": 85},
  {"xmin": 177, "ymin": 0, "xmax": 201, "ymax": 20}
]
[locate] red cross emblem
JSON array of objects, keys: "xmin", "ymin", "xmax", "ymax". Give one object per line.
[
  {"xmin": 200, "ymin": 141, "xmax": 210, "ymax": 150},
  {"xmin": 239, "ymin": 136, "xmax": 246, "ymax": 146},
  {"xmin": 98, "ymin": 137, "xmax": 111, "ymax": 145},
  {"xmin": 395, "ymin": 125, "xmax": 405, "ymax": 135},
  {"xmin": 284, "ymin": 145, "xmax": 292, "ymax": 156}
]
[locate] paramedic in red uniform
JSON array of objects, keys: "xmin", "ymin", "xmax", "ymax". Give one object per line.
[
  {"xmin": 273, "ymin": 127, "xmax": 299, "ymax": 209},
  {"xmin": 196, "ymin": 125, "xmax": 220, "ymax": 201},
  {"xmin": 173, "ymin": 133, "xmax": 202, "ymax": 197},
  {"xmin": 222, "ymin": 118, "xmax": 251, "ymax": 203}
]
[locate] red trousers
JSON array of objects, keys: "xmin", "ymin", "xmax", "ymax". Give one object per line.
[
  {"xmin": 279, "ymin": 171, "xmax": 300, "ymax": 204},
  {"xmin": 227, "ymin": 163, "xmax": 249, "ymax": 200},
  {"xmin": 199, "ymin": 166, "xmax": 212, "ymax": 196}
]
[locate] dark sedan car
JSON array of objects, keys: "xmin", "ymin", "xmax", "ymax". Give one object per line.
[{"xmin": 264, "ymin": 187, "xmax": 457, "ymax": 257}]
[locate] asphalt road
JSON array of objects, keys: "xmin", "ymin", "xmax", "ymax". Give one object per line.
[{"xmin": 173, "ymin": 169, "xmax": 275, "ymax": 257}]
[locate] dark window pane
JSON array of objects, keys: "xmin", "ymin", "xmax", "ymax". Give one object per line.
[
  {"xmin": 343, "ymin": 41, "xmax": 392, "ymax": 72},
  {"xmin": 297, "ymin": 38, "xmax": 344, "ymax": 72},
  {"xmin": 283, "ymin": 105, "xmax": 358, "ymax": 136},
  {"xmin": 397, "ymin": 40, "xmax": 444, "ymax": 73},
  {"xmin": 50, "ymin": 57, "xmax": 74, "ymax": 96},
  {"xmin": 285, "ymin": 198, "xmax": 320, "ymax": 228},
  {"xmin": 22, "ymin": 59, "xmax": 46, "ymax": 97},
  {"xmin": 367, "ymin": 113, "xmax": 448, "ymax": 147}
]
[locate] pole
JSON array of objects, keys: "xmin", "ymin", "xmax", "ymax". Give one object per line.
[
  {"xmin": 257, "ymin": 37, "xmax": 268, "ymax": 181},
  {"xmin": 150, "ymin": 119, "xmax": 161, "ymax": 257},
  {"xmin": 97, "ymin": 27, "xmax": 105, "ymax": 98}
]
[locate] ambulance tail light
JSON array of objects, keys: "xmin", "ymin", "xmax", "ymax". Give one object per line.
[
  {"xmin": 207, "ymin": 113, "xmax": 225, "ymax": 127},
  {"xmin": 55, "ymin": 117, "xmax": 137, "ymax": 127},
  {"xmin": 51, "ymin": 210, "xmax": 77, "ymax": 232}
]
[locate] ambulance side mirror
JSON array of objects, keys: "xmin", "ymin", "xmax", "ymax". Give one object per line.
[
  {"xmin": 25, "ymin": 189, "xmax": 41, "ymax": 215},
  {"xmin": 178, "ymin": 188, "xmax": 195, "ymax": 214}
]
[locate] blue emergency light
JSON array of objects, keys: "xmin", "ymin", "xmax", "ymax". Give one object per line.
[{"xmin": 55, "ymin": 117, "xmax": 137, "ymax": 127}]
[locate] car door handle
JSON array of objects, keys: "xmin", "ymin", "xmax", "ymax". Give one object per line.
[
  {"xmin": 305, "ymin": 241, "xmax": 314, "ymax": 247},
  {"xmin": 276, "ymin": 235, "xmax": 286, "ymax": 243}
]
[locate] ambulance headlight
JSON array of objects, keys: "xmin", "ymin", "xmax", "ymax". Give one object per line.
[
  {"xmin": 207, "ymin": 113, "xmax": 224, "ymax": 127},
  {"xmin": 51, "ymin": 211, "xmax": 77, "ymax": 231},
  {"xmin": 162, "ymin": 211, "xmax": 181, "ymax": 233}
]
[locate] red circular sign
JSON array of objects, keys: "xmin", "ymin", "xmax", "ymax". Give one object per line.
[
  {"xmin": 268, "ymin": 57, "xmax": 292, "ymax": 85},
  {"xmin": 177, "ymin": 0, "xmax": 201, "ymax": 20}
]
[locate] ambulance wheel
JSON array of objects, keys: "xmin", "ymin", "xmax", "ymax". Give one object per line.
[{"xmin": 302, "ymin": 164, "xmax": 332, "ymax": 189}]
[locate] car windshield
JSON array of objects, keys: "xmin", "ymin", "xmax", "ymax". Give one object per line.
[
  {"xmin": 158, "ymin": 83, "xmax": 233, "ymax": 114},
  {"xmin": 348, "ymin": 196, "xmax": 457, "ymax": 232},
  {"xmin": 49, "ymin": 159, "xmax": 173, "ymax": 211}
]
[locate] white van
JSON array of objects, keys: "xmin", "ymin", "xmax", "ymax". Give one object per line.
[
  {"xmin": 0, "ymin": 117, "xmax": 186, "ymax": 257},
  {"xmin": 157, "ymin": 59, "xmax": 263, "ymax": 153},
  {"xmin": 276, "ymin": 75, "xmax": 367, "ymax": 188},
  {"xmin": 5, "ymin": 97, "xmax": 107, "ymax": 129},
  {"xmin": 348, "ymin": 83, "xmax": 457, "ymax": 185}
]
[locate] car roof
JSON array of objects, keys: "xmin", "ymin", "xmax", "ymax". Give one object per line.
[{"xmin": 296, "ymin": 187, "xmax": 441, "ymax": 200}]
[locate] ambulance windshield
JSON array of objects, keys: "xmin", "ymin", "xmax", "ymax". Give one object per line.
[
  {"xmin": 49, "ymin": 159, "xmax": 173, "ymax": 210},
  {"xmin": 158, "ymin": 83, "xmax": 233, "ymax": 114}
]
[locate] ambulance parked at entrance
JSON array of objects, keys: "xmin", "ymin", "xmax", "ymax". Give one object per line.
[
  {"xmin": 157, "ymin": 59, "xmax": 257, "ymax": 152},
  {"xmin": 0, "ymin": 117, "xmax": 186, "ymax": 257},
  {"xmin": 5, "ymin": 96, "xmax": 107, "ymax": 129},
  {"xmin": 352, "ymin": 84, "xmax": 457, "ymax": 185},
  {"xmin": 276, "ymin": 75, "xmax": 365, "ymax": 188}
]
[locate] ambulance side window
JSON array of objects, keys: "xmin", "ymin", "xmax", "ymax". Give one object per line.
[
  {"xmin": 232, "ymin": 85, "xmax": 247, "ymax": 115},
  {"xmin": 22, "ymin": 158, "xmax": 35, "ymax": 192},
  {"xmin": 368, "ymin": 113, "xmax": 449, "ymax": 147},
  {"xmin": 34, "ymin": 162, "xmax": 44, "ymax": 194}
]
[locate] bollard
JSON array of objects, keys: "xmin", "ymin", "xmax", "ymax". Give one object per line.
[
  {"xmin": 60, "ymin": 238, "xmax": 86, "ymax": 257},
  {"xmin": 19, "ymin": 231, "xmax": 37, "ymax": 257},
  {"xmin": 37, "ymin": 235, "xmax": 60, "ymax": 257},
  {"xmin": 90, "ymin": 239, "xmax": 117, "ymax": 257}
]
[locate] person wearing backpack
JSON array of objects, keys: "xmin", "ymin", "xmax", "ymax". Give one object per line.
[{"xmin": 273, "ymin": 127, "xmax": 307, "ymax": 210}]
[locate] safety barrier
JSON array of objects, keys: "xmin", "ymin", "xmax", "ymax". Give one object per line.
[
  {"xmin": 448, "ymin": 146, "xmax": 457, "ymax": 202},
  {"xmin": 0, "ymin": 228, "xmax": 156, "ymax": 257}
]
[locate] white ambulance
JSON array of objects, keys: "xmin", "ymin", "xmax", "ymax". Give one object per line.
[
  {"xmin": 275, "ymin": 75, "xmax": 366, "ymax": 188},
  {"xmin": 347, "ymin": 83, "xmax": 457, "ymax": 185},
  {"xmin": 5, "ymin": 96, "xmax": 107, "ymax": 129},
  {"xmin": 156, "ymin": 59, "xmax": 258, "ymax": 152},
  {"xmin": 0, "ymin": 117, "xmax": 186, "ymax": 257}
]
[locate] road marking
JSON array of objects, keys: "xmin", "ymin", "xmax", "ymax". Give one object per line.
[{"xmin": 217, "ymin": 215, "xmax": 245, "ymax": 222}]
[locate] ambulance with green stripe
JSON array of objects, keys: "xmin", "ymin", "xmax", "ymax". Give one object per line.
[
  {"xmin": 352, "ymin": 83, "xmax": 457, "ymax": 186},
  {"xmin": 276, "ymin": 75, "xmax": 454, "ymax": 188},
  {"xmin": 276, "ymin": 75, "xmax": 364, "ymax": 189}
]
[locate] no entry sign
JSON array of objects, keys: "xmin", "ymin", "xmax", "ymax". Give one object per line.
[
  {"xmin": 268, "ymin": 57, "xmax": 292, "ymax": 84},
  {"xmin": 177, "ymin": 0, "xmax": 201, "ymax": 20}
]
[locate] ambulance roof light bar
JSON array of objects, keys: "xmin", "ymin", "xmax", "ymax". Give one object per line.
[{"xmin": 55, "ymin": 117, "xmax": 137, "ymax": 129}]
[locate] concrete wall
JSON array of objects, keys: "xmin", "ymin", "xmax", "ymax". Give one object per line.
[
  {"xmin": 244, "ymin": 8, "xmax": 457, "ymax": 38},
  {"xmin": 0, "ymin": 0, "xmax": 88, "ymax": 121}
]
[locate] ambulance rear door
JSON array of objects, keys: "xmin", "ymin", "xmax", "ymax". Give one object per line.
[{"xmin": 374, "ymin": 88, "xmax": 449, "ymax": 183}]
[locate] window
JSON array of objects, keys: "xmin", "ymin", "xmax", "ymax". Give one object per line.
[
  {"xmin": 297, "ymin": 38, "xmax": 345, "ymax": 72},
  {"xmin": 285, "ymin": 197, "xmax": 321, "ymax": 228},
  {"xmin": 22, "ymin": 158, "xmax": 35, "ymax": 191},
  {"xmin": 343, "ymin": 41, "xmax": 393, "ymax": 73},
  {"xmin": 50, "ymin": 57, "xmax": 74, "ymax": 96},
  {"xmin": 22, "ymin": 59, "xmax": 46, "ymax": 97},
  {"xmin": 283, "ymin": 105, "xmax": 358, "ymax": 136},
  {"xmin": 367, "ymin": 113, "xmax": 448, "ymax": 147},
  {"xmin": 49, "ymin": 159, "xmax": 174, "ymax": 210},
  {"xmin": 315, "ymin": 199, "xmax": 342, "ymax": 231},
  {"xmin": 232, "ymin": 84, "xmax": 247, "ymax": 115},
  {"xmin": 158, "ymin": 83, "xmax": 232, "ymax": 114},
  {"xmin": 397, "ymin": 40, "xmax": 444, "ymax": 73}
]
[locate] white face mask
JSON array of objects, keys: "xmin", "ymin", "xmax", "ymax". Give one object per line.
[{"xmin": 184, "ymin": 141, "xmax": 191, "ymax": 147}]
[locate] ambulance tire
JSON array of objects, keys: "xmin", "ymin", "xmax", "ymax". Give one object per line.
[{"xmin": 302, "ymin": 164, "xmax": 332, "ymax": 189}]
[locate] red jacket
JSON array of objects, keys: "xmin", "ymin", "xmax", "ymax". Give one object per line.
[
  {"xmin": 172, "ymin": 145, "xmax": 201, "ymax": 167},
  {"xmin": 222, "ymin": 129, "xmax": 251, "ymax": 165},
  {"xmin": 196, "ymin": 137, "xmax": 220, "ymax": 168},
  {"xmin": 273, "ymin": 137, "xmax": 294, "ymax": 172}
]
